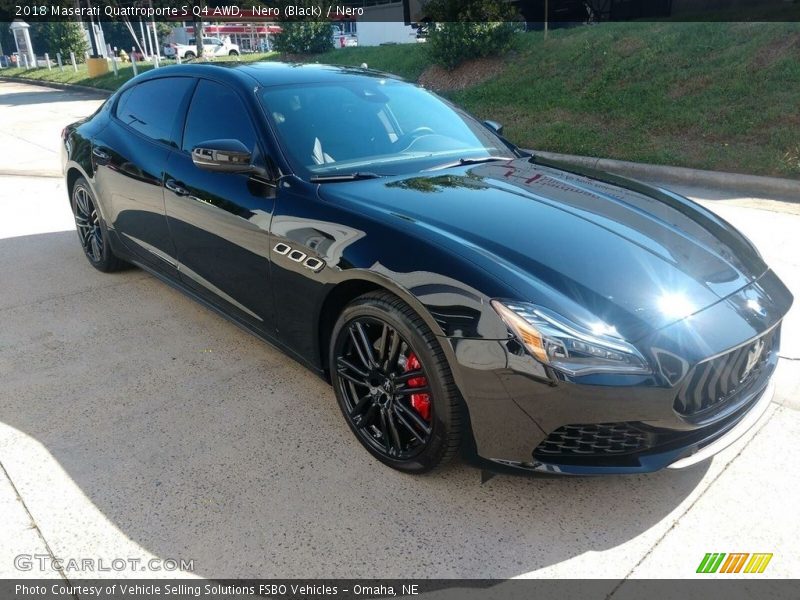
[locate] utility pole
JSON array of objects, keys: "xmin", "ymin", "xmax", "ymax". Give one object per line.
[
  {"xmin": 84, "ymin": 0, "xmax": 99, "ymax": 56},
  {"xmin": 145, "ymin": 17, "xmax": 154, "ymax": 56},
  {"xmin": 544, "ymin": 0, "xmax": 549, "ymax": 40},
  {"xmin": 139, "ymin": 18, "xmax": 149, "ymax": 58},
  {"xmin": 149, "ymin": 0, "xmax": 160, "ymax": 59}
]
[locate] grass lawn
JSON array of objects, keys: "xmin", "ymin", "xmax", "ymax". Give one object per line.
[
  {"xmin": 2, "ymin": 21, "xmax": 798, "ymax": 178},
  {"xmin": 450, "ymin": 22, "xmax": 800, "ymax": 179},
  {"xmin": 0, "ymin": 52, "xmax": 279, "ymax": 90}
]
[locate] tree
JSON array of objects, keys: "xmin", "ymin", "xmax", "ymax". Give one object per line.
[
  {"xmin": 1, "ymin": 22, "xmax": 16, "ymax": 58},
  {"xmin": 423, "ymin": 0, "xmax": 521, "ymax": 22},
  {"xmin": 272, "ymin": 0, "xmax": 334, "ymax": 54},
  {"xmin": 273, "ymin": 21, "xmax": 332, "ymax": 54},
  {"xmin": 30, "ymin": 22, "xmax": 88, "ymax": 60},
  {"xmin": 422, "ymin": 0, "xmax": 522, "ymax": 70}
]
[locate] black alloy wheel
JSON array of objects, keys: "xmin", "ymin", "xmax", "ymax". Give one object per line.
[
  {"xmin": 71, "ymin": 177, "xmax": 125, "ymax": 273},
  {"xmin": 330, "ymin": 291, "xmax": 462, "ymax": 472}
]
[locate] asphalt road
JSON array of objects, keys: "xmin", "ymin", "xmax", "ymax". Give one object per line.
[{"xmin": 1, "ymin": 80, "xmax": 799, "ymax": 584}]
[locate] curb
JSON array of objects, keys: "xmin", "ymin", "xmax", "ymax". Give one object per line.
[
  {"xmin": 0, "ymin": 75, "xmax": 112, "ymax": 97},
  {"xmin": 0, "ymin": 169, "xmax": 62, "ymax": 178},
  {"xmin": 532, "ymin": 150, "xmax": 799, "ymax": 202}
]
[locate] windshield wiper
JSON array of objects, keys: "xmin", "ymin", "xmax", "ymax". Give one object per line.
[
  {"xmin": 309, "ymin": 172, "xmax": 384, "ymax": 183},
  {"xmin": 424, "ymin": 156, "xmax": 512, "ymax": 172}
]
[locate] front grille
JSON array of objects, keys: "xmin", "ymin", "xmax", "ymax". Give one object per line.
[
  {"xmin": 534, "ymin": 423, "xmax": 650, "ymax": 458},
  {"xmin": 674, "ymin": 327, "xmax": 779, "ymax": 418}
]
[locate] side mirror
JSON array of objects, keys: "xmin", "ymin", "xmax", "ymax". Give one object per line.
[
  {"xmin": 484, "ymin": 120, "xmax": 504, "ymax": 136},
  {"xmin": 191, "ymin": 139, "xmax": 254, "ymax": 174}
]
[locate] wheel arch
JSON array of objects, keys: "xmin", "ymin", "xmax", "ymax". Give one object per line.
[
  {"xmin": 65, "ymin": 163, "xmax": 112, "ymax": 229},
  {"xmin": 65, "ymin": 166, "xmax": 85, "ymax": 205},
  {"xmin": 316, "ymin": 272, "xmax": 456, "ymax": 382}
]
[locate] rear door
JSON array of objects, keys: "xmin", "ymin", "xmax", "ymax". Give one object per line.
[
  {"xmin": 163, "ymin": 78, "xmax": 277, "ymax": 332},
  {"xmin": 92, "ymin": 76, "xmax": 195, "ymax": 273}
]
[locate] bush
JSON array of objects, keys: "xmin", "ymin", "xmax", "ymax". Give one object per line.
[
  {"xmin": 273, "ymin": 22, "xmax": 333, "ymax": 54},
  {"xmin": 427, "ymin": 22, "xmax": 521, "ymax": 70},
  {"xmin": 423, "ymin": 0, "xmax": 520, "ymax": 21},
  {"xmin": 423, "ymin": 0, "xmax": 522, "ymax": 70},
  {"xmin": 30, "ymin": 22, "xmax": 88, "ymax": 60}
]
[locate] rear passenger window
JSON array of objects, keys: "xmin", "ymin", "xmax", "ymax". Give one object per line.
[
  {"xmin": 182, "ymin": 79, "xmax": 256, "ymax": 153},
  {"xmin": 115, "ymin": 78, "xmax": 194, "ymax": 146}
]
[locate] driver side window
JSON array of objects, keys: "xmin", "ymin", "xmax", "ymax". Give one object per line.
[{"xmin": 182, "ymin": 80, "xmax": 257, "ymax": 155}]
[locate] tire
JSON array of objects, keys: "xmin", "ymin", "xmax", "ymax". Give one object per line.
[
  {"xmin": 330, "ymin": 291, "xmax": 462, "ymax": 473},
  {"xmin": 184, "ymin": 51, "xmax": 196, "ymax": 60},
  {"xmin": 228, "ymin": 50, "xmax": 239, "ymax": 56},
  {"xmin": 71, "ymin": 177, "xmax": 126, "ymax": 273}
]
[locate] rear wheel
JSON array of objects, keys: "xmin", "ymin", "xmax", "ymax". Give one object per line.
[
  {"xmin": 71, "ymin": 177, "xmax": 126, "ymax": 273},
  {"xmin": 184, "ymin": 51, "xmax": 196, "ymax": 60},
  {"xmin": 228, "ymin": 50, "xmax": 239, "ymax": 56},
  {"xmin": 330, "ymin": 291, "xmax": 462, "ymax": 473}
]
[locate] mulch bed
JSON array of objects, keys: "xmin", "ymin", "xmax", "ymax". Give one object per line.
[{"xmin": 418, "ymin": 56, "xmax": 506, "ymax": 91}]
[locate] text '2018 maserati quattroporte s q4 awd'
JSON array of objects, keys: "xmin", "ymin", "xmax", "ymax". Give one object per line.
[{"xmin": 62, "ymin": 63, "xmax": 792, "ymax": 475}]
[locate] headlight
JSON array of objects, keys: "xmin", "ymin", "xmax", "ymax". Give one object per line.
[{"xmin": 490, "ymin": 300, "xmax": 651, "ymax": 376}]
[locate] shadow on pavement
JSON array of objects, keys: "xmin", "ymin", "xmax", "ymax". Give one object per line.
[{"xmin": 0, "ymin": 230, "xmax": 709, "ymax": 578}]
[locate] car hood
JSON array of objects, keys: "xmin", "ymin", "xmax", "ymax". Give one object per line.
[{"xmin": 317, "ymin": 157, "xmax": 769, "ymax": 341}]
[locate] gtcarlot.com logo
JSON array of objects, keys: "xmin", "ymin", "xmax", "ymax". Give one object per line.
[
  {"xmin": 697, "ymin": 553, "xmax": 773, "ymax": 574},
  {"xmin": 14, "ymin": 554, "xmax": 194, "ymax": 573}
]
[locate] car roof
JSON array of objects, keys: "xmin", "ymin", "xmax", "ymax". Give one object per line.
[
  {"xmin": 130, "ymin": 61, "xmax": 403, "ymax": 89},
  {"xmin": 241, "ymin": 62, "xmax": 403, "ymax": 86}
]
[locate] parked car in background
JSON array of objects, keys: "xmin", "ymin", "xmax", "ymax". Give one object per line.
[{"xmin": 164, "ymin": 36, "xmax": 240, "ymax": 60}]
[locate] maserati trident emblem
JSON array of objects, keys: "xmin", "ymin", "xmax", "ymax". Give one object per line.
[{"xmin": 741, "ymin": 339, "xmax": 765, "ymax": 382}]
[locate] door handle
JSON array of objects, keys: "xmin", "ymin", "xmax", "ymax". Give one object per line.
[
  {"xmin": 91, "ymin": 146, "xmax": 110, "ymax": 162},
  {"xmin": 165, "ymin": 179, "xmax": 189, "ymax": 196}
]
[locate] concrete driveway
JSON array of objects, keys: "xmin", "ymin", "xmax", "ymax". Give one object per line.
[{"xmin": 0, "ymin": 80, "xmax": 798, "ymax": 584}]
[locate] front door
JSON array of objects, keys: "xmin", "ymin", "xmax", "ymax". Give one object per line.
[{"xmin": 164, "ymin": 78, "xmax": 277, "ymax": 332}]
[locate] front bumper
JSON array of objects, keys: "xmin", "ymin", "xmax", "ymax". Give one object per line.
[
  {"xmin": 458, "ymin": 365, "xmax": 776, "ymax": 476},
  {"xmin": 447, "ymin": 271, "xmax": 791, "ymax": 475},
  {"xmin": 666, "ymin": 378, "xmax": 773, "ymax": 469}
]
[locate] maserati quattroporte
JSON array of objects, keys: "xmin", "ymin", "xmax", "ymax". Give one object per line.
[{"xmin": 62, "ymin": 63, "xmax": 792, "ymax": 475}]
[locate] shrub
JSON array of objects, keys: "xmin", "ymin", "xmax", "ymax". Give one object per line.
[
  {"xmin": 273, "ymin": 21, "xmax": 333, "ymax": 54},
  {"xmin": 30, "ymin": 22, "xmax": 88, "ymax": 60},
  {"xmin": 423, "ymin": 0, "xmax": 520, "ymax": 22},
  {"xmin": 423, "ymin": 0, "xmax": 522, "ymax": 70},
  {"xmin": 427, "ymin": 22, "xmax": 521, "ymax": 70}
]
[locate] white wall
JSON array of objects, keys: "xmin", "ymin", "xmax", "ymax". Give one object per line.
[
  {"xmin": 356, "ymin": 21, "xmax": 418, "ymax": 46},
  {"xmin": 356, "ymin": 3, "xmax": 418, "ymax": 46}
]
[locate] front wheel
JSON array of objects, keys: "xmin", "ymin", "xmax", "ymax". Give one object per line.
[
  {"xmin": 228, "ymin": 50, "xmax": 239, "ymax": 56},
  {"xmin": 330, "ymin": 291, "xmax": 462, "ymax": 473}
]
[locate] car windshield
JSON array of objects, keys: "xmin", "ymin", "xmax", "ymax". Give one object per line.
[{"xmin": 258, "ymin": 78, "xmax": 515, "ymax": 179}]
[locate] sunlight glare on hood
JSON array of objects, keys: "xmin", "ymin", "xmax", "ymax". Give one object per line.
[{"xmin": 657, "ymin": 293, "xmax": 696, "ymax": 320}]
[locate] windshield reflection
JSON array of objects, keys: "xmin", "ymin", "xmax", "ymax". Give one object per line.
[{"xmin": 259, "ymin": 79, "xmax": 514, "ymax": 178}]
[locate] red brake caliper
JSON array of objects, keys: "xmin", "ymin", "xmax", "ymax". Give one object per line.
[{"xmin": 404, "ymin": 352, "xmax": 430, "ymax": 421}]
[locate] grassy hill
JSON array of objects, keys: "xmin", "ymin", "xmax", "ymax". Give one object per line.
[
  {"xmin": 3, "ymin": 21, "xmax": 798, "ymax": 178},
  {"xmin": 327, "ymin": 22, "xmax": 800, "ymax": 179}
]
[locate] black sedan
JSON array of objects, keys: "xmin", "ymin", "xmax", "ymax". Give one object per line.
[{"xmin": 61, "ymin": 63, "xmax": 792, "ymax": 475}]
